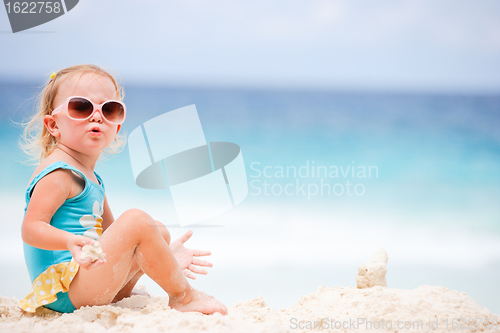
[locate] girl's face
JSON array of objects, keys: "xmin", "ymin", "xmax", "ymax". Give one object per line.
[{"xmin": 45, "ymin": 72, "xmax": 122, "ymax": 157}]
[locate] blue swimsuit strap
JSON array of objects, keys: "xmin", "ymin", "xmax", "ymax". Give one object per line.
[{"xmin": 25, "ymin": 161, "xmax": 97, "ymax": 201}]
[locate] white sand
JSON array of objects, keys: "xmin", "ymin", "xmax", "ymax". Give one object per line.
[
  {"xmin": 81, "ymin": 241, "xmax": 104, "ymax": 262},
  {"xmin": 1, "ymin": 284, "xmax": 499, "ymax": 332}
]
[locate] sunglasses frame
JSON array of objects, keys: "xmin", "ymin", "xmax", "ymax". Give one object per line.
[{"xmin": 51, "ymin": 96, "xmax": 127, "ymax": 125}]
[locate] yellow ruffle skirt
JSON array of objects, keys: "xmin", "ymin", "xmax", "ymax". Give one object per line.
[{"xmin": 18, "ymin": 261, "xmax": 80, "ymax": 313}]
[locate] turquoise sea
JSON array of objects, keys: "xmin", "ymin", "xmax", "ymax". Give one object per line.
[{"xmin": 1, "ymin": 81, "xmax": 499, "ymax": 313}]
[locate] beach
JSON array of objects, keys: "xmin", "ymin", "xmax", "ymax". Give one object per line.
[
  {"xmin": 1, "ymin": 250, "xmax": 499, "ymax": 332},
  {"xmin": 1, "ymin": 283, "xmax": 499, "ymax": 332},
  {"xmin": 1, "ymin": 85, "xmax": 499, "ymax": 332},
  {"xmin": 2, "ymin": 0, "xmax": 500, "ymax": 331}
]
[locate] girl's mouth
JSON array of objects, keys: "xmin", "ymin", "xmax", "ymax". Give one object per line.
[{"xmin": 89, "ymin": 127, "xmax": 102, "ymax": 136}]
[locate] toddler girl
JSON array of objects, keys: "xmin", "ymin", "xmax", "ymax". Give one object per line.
[{"xmin": 18, "ymin": 64, "xmax": 227, "ymax": 315}]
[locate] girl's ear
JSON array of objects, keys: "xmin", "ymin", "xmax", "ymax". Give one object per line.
[{"xmin": 43, "ymin": 115, "xmax": 60, "ymax": 138}]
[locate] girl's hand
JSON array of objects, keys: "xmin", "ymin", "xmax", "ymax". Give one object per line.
[
  {"xmin": 170, "ymin": 230, "xmax": 213, "ymax": 280},
  {"xmin": 67, "ymin": 234, "xmax": 106, "ymax": 270}
]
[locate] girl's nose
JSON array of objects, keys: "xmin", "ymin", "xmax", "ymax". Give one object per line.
[{"xmin": 90, "ymin": 109, "xmax": 103, "ymax": 123}]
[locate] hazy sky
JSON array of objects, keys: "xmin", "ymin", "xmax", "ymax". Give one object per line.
[{"xmin": 1, "ymin": 0, "xmax": 499, "ymax": 92}]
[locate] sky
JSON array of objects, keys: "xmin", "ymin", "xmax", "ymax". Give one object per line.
[{"xmin": 1, "ymin": 0, "xmax": 500, "ymax": 93}]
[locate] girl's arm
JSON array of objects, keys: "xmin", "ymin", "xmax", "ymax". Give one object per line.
[
  {"xmin": 22, "ymin": 169, "xmax": 103, "ymax": 268},
  {"xmin": 22, "ymin": 169, "xmax": 75, "ymax": 250},
  {"xmin": 101, "ymin": 195, "xmax": 114, "ymax": 233}
]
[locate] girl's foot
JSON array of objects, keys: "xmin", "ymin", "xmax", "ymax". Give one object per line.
[{"xmin": 169, "ymin": 288, "xmax": 227, "ymax": 315}]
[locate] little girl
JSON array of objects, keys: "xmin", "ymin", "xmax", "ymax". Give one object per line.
[{"xmin": 18, "ymin": 64, "xmax": 227, "ymax": 315}]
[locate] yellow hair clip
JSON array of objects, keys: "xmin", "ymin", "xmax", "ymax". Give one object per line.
[{"xmin": 50, "ymin": 72, "xmax": 56, "ymax": 80}]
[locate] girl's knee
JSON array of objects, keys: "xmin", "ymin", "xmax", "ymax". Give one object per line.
[
  {"xmin": 154, "ymin": 220, "xmax": 171, "ymax": 244},
  {"xmin": 119, "ymin": 209, "xmax": 156, "ymax": 229},
  {"xmin": 116, "ymin": 210, "xmax": 168, "ymax": 242}
]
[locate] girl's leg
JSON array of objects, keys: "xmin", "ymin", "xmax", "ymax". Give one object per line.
[
  {"xmin": 68, "ymin": 209, "xmax": 226, "ymax": 315},
  {"xmin": 112, "ymin": 220, "xmax": 169, "ymax": 303},
  {"xmin": 112, "ymin": 268, "xmax": 144, "ymax": 303}
]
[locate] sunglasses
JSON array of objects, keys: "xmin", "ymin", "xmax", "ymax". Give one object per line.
[{"xmin": 51, "ymin": 96, "xmax": 126, "ymax": 125}]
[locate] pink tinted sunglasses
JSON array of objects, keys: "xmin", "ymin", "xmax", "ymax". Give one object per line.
[{"xmin": 52, "ymin": 96, "xmax": 126, "ymax": 125}]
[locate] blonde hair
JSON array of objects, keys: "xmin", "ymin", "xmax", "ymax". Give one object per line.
[{"xmin": 19, "ymin": 64, "xmax": 126, "ymax": 163}]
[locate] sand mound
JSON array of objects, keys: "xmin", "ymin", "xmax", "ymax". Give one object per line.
[
  {"xmin": 1, "ymin": 285, "xmax": 499, "ymax": 333},
  {"xmin": 356, "ymin": 248, "xmax": 388, "ymax": 289}
]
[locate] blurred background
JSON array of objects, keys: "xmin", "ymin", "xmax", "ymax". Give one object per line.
[{"xmin": 1, "ymin": 0, "xmax": 499, "ymax": 313}]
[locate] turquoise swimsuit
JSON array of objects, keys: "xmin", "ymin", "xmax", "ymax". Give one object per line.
[{"xmin": 19, "ymin": 161, "xmax": 105, "ymax": 313}]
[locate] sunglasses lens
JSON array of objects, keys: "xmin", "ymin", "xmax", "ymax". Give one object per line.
[
  {"xmin": 102, "ymin": 101, "xmax": 125, "ymax": 123},
  {"xmin": 68, "ymin": 98, "xmax": 93, "ymax": 119}
]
